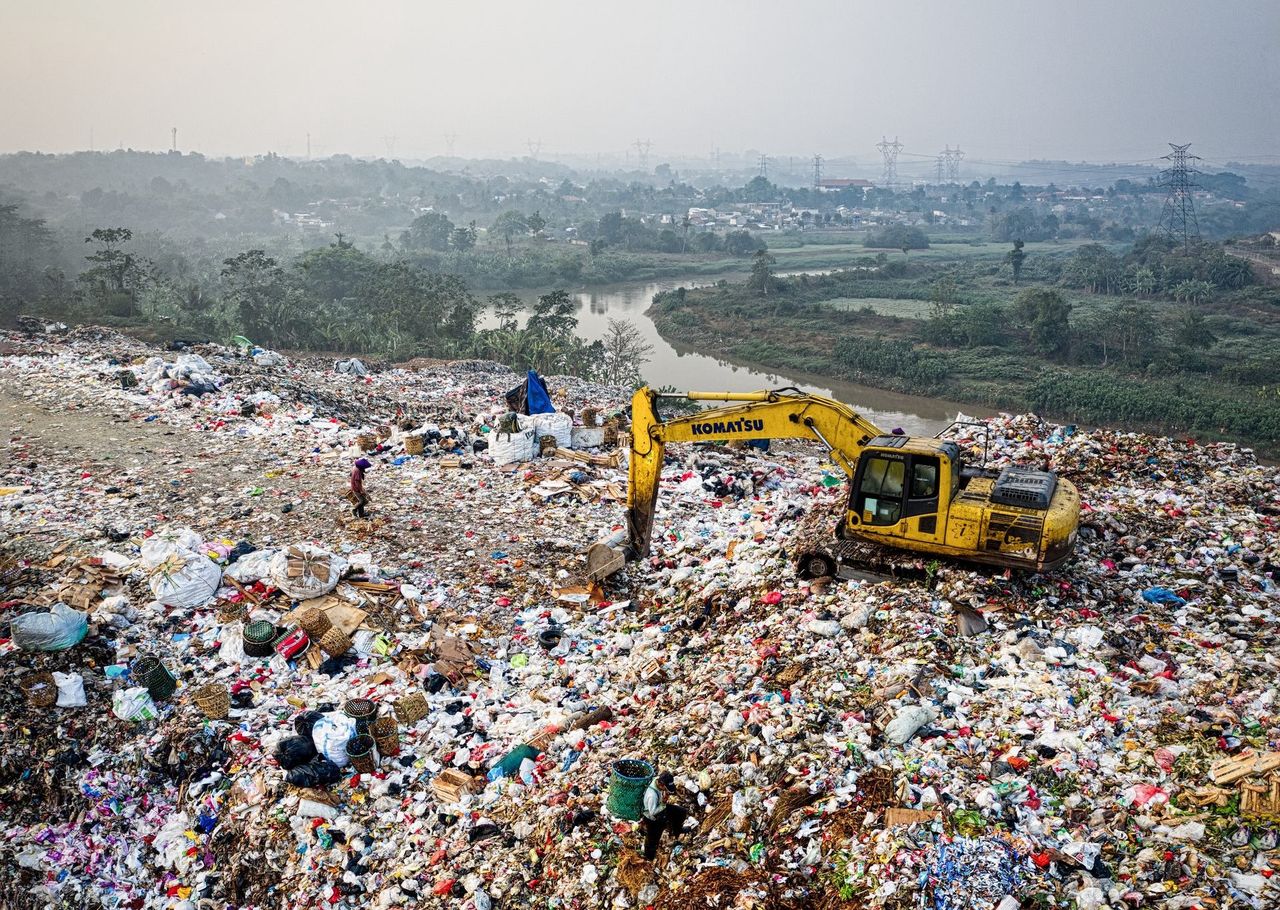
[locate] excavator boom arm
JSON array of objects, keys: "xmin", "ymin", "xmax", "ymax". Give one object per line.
[{"xmin": 626, "ymin": 387, "xmax": 885, "ymax": 557}]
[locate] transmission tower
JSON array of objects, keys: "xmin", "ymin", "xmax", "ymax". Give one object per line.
[
  {"xmin": 1158, "ymin": 142, "xmax": 1201, "ymax": 249},
  {"xmin": 443, "ymin": 133, "xmax": 458, "ymax": 156},
  {"xmin": 171, "ymin": 127, "xmax": 177, "ymax": 152},
  {"xmin": 947, "ymin": 145, "xmax": 964, "ymax": 182},
  {"xmin": 758, "ymin": 154, "xmax": 769, "ymax": 178},
  {"xmin": 383, "ymin": 135, "xmax": 398, "ymax": 158},
  {"xmin": 633, "ymin": 138, "xmax": 652, "ymax": 170},
  {"xmin": 812, "ymin": 154, "xmax": 823, "ymax": 187},
  {"xmin": 935, "ymin": 152, "xmax": 945, "ymax": 185},
  {"xmin": 876, "ymin": 136, "xmax": 902, "ymax": 189},
  {"xmin": 527, "ymin": 138, "xmax": 542, "ymax": 160}
]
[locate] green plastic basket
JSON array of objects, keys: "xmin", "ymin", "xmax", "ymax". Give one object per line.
[
  {"xmin": 606, "ymin": 759, "xmax": 655, "ymax": 821},
  {"xmin": 131, "ymin": 654, "xmax": 177, "ymax": 701},
  {"xmin": 243, "ymin": 620, "xmax": 277, "ymax": 657}
]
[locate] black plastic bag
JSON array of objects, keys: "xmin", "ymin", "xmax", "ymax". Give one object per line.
[
  {"xmin": 275, "ymin": 735, "xmax": 317, "ymax": 770},
  {"xmin": 285, "ymin": 756, "xmax": 342, "ymax": 787},
  {"xmin": 293, "ymin": 710, "xmax": 324, "ymax": 738}
]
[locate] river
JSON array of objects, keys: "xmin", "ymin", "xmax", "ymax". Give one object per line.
[{"xmin": 478, "ymin": 276, "xmax": 987, "ymax": 436}]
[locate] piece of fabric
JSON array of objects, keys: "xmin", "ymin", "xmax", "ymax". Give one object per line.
[{"xmin": 524, "ymin": 370, "xmax": 555, "ymax": 415}]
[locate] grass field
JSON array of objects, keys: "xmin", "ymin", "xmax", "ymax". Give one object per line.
[{"xmin": 821, "ymin": 297, "xmax": 937, "ymax": 319}]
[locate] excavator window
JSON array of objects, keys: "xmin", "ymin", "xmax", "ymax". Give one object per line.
[
  {"xmin": 911, "ymin": 462, "xmax": 938, "ymax": 498},
  {"xmin": 856, "ymin": 455, "xmax": 905, "ymax": 526}
]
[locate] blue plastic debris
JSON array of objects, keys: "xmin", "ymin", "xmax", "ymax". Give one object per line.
[{"xmin": 1141, "ymin": 586, "xmax": 1186, "ymax": 607}]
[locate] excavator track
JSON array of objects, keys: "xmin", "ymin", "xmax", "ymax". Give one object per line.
[{"xmin": 788, "ymin": 497, "xmax": 935, "ymax": 585}]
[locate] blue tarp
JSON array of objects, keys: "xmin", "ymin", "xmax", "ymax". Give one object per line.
[{"xmin": 525, "ymin": 370, "xmax": 555, "ymax": 415}]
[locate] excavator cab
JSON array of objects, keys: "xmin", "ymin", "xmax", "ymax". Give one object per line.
[{"xmin": 848, "ymin": 436, "xmax": 956, "ymax": 533}]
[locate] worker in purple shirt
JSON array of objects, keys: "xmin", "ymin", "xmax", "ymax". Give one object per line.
[{"xmin": 349, "ymin": 457, "xmax": 372, "ymax": 518}]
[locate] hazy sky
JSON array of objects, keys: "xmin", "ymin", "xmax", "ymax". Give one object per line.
[{"xmin": 2, "ymin": 0, "xmax": 1277, "ymax": 167}]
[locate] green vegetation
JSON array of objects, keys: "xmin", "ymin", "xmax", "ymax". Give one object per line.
[
  {"xmin": 650, "ymin": 238, "xmax": 1280, "ymax": 449},
  {"xmin": 863, "ymin": 224, "xmax": 929, "ymax": 251}
]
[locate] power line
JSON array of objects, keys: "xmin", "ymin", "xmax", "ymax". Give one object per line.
[{"xmin": 1157, "ymin": 142, "xmax": 1201, "ymax": 250}]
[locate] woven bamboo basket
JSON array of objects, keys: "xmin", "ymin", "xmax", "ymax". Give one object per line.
[
  {"xmin": 319, "ymin": 627, "xmax": 352, "ymax": 656},
  {"xmin": 376, "ymin": 425, "xmax": 392, "ymax": 441},
  {"xmin": 404, "ymin": 435, "xmax": 425, "ymax": 456},
  {"xmin": 538, "ymin": 434, "xmax": 558, "ymax": 456},
  {"xmin": 297, "ymin": 607, "xmax": 332, "ymax": 638},
  {"xmin": 192, "ymin": 682, "xmax": 231, "ymax": 720},
  {"xmin": 21, "ymin": 671, "xmax": 58, "ymax": 708},
  {"xmin": 394, "ymin": 691, "xmax": 429, "ymax": 725},
  {"xmin": 372, "ymin": 715, "xmax": 400, "ymax": 757},
  {"xmin": 356, "ymin": 433, "xmax": 378, "ymax": 452}
]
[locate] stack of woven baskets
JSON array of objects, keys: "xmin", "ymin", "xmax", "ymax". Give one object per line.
[{"xmin": 299, "ymin": 607, "xmax": 351, "ymax": 656}]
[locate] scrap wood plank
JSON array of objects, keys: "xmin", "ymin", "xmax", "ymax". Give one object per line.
[
  {"xmin": 1210, "ymin": 751, "xmax": 1280, "ymax": 785},
  {"xmin": 226, "ymin": 576, "xmax": 261, "ymax": 604},
  {"xmin": 431, "ymin": 769, "xmax": 479, "ymax": 803}
]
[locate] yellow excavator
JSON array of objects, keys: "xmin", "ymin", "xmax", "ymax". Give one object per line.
[{"xmin": 587, "ymin": 387, "xmax": 1080, "ymax": 582}]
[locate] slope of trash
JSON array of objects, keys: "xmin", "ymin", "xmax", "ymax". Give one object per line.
[{"xmin": 2, "ymin": 328, "xmax": 1279, "ymax": 910}]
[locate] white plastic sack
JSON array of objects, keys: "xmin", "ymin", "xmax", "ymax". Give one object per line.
[
  {"xmin": 335, "ymin": 358, "xmax": 368, "ymax": 376},
  {"xmin": 884, "ymin": 705, "xmax": 937, "ymax": 745},
  {"xmin": 11, "ymin": 603, "xmax": 88, "ymax": 651},
  {"xmin": 141, "ymin": 528, "xmax": 204, "ymax": 569},
  {"xmin": 54, "ymin": 671, "xmax": 87, "ymax": 707},
  {"xmin": 173, "ymin": 353, "xmax": 213, "ymax": 378},
  {"xmin": 253, "ymin": 350, "xmax": 285, "ymax": 367},
  {"xmin": 149, "ymin": 550, "xmax": 223, "ymax": 609},
  {"xmin": 529, "ymin": 412, "xmax": 572, "ymax": 449},
  {"xmin": 225, "ymin": 548, "xmax": 278, "ymax": 583},
  {"xmin": 312, "ymin": 713, "xmax": 358, "ymax": 767},
  {"xmin": 489, "ymin": 428, "xmax": 536, "ymax": 465},
  {"xmin": 269, "ymin": 544, "xmax": 346, "ymax": 600}
]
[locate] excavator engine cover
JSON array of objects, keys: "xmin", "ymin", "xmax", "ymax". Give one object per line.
[{"xmin": 990, "ymin": 467, "xmax": 1057, "ymax": 511}]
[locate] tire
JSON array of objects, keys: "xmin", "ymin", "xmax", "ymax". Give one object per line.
[{"xmin": 796, "ymin": 550, "xmax": 837, "ymax": 580}]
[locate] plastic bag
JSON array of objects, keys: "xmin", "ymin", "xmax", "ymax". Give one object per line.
[
  {"xmin": 149, "ymin": 550, "xmax": 223, "ymax": 609},
  {"xmin": 312, "ymin": 713, "xmax": 357, "ymax": 767},
  {"xmin": 884, "ymin": 705, "xmax": 937, "ymax": 745},
  {"xmin": 54, "ymin": 671, "xmax": 87, "ymax": 707},
  {"xmin": 11, "ymin": 603, "xmax": 88, "ymax": 651},
  {"xmin": 529, "ymin": 411, "xmax": 572, "ymax": 449},
  {"xmin": 334, "ymin": 358, "xmax": 368, "ymax": 376},
  {"xmin": 225, "ymin": 548, "xmax": 277, "ymax": 583},
  {"xmin": 294, "ymin": 710, "xmax": 325, "ymax": 738},
  {"xmin": 275, "ymin": 735, "xmax": 318, "ymax": 770},
  {"xmin": 269, "ymin": 544, "xmax": 346, "ymax": 600},
  {"xmin": 489, "ymin": 426, "xmax": 536, "ymax": 465},
  {"xmin": 225, "ymin": 548, "xmax": 277, "ymax": 584},
  {"xmin": 286, "ymin": 756, "xmax": 344, "ymax": 788},
  {"xmin": 113, "ymin": 687, "xmax": 158, "ymax": 722},
  {"xmin": 141, "ymin": 528, "xmax": 204, "ymax": 569}
]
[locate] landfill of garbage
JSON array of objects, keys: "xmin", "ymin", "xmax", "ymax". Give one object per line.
[{"xmin": 2, "ymin": 326, "xmax": 1279, "ymax": 910}]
